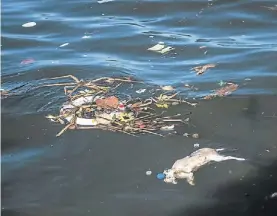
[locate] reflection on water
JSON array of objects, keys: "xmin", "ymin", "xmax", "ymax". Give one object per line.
[{"xmin": 2, "ymin": 148, "xmax": 44, "ymax": 164}]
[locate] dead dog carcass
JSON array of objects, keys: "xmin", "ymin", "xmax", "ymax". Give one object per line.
[{"xmin": 163, "ymin": 148, "xmax": 245, "ymax": 185}]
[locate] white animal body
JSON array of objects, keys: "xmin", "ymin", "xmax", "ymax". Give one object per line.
[{"xmin": 163, "ymin": 148, "xmax": 245, "ymax": 185}]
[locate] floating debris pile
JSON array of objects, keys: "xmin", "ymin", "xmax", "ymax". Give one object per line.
[
  {"xmin": 44, "ymin": 75, "xmax": 196, "ymax": 137},
  {"xmin": 2, "ymin": 73, "xmax": 240, "ymax": 138}
]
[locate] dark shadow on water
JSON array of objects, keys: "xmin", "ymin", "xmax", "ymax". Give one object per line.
[
  {"xmin": 170, "ymin": 160, "xmax": 277, "ymax": 216},
  {"xmin": 243, "ymin": 96, "xmax": 260, "ymax": 120},
  {"xmin": 1, "ymin": 210, "xmax": 31, "ymax": 216},
  {"xmin": 2, "ymin": 95, "xmax": 277, "ymax": 216}
]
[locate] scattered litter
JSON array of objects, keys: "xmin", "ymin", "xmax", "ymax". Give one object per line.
[
  {"xmin": 146, "ymin": 170, "xmax": 152, "ymax": 176},
  {"xmin": 157, "ymin": 173, "xmax": 165, "ymax": 180},
  {"xmin": 20, "ymin": 58, "xmax": 35, "ymax": 65},
  {"xmin": 97, "ymin": 0, "xmax": 114, "ymax": 3},
  {"xmin": 183, "ymin": 133, "xmax": 189, "ymax": 137},
  {"xmin": 194, "ymin": 143, "xmax": 200, "ymax": 148},
  {"xmin": 160, "ymin": 125, "xmax": 175, "ymax": 131},
  {"xmin": 245, "ymin": 78, "xmax": 251, "ymax": 81},
  {"xmin": 147, "ymin": 42, "xmax": 175, "ymax": 54},
  {"xmin": 161, "ymin": 85, "xmax": 174, "ymax": 91},
  {"xmin": 59, "ymin": 43, "xmax": 69, "ymax": 48},
  {"xmin": 44, "ymin": 75, "xmax": 195, "ymax": 137},
  {"xmin": 136, "ymin": 89, "xmax": 146, "ymax": 94},
  {"xmin": 163, "ymin": 148, "xmax": 245, "ymax": 185},
  {"xmin": 183, "ymin": 131, "xmax": 199, "ymax": 139},
  {"xmin": 192, "ymin": 64, "xmax": 216, "ymax": 75},
  {"xmin": 204, "ymin": 82, "xmax": 238, "ymax": 100},
  {"xmin": 192, "ymin": 133, "xmax": 199, "ymax": 139},
  {"xmin": 199, "ymin": 46, "xmax": 207, "ymax": 49},
  {"xmin": 22, "ymin": 22, "xmax": 36, "ymax": 27}
]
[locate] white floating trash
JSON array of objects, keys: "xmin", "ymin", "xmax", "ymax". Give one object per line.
[
  {"xmin": 59, "ymin": 43, "xmax": 69, "ymax": 47},
  {"xmin": 22, "ymin": 22, "xmax": 36, "ymax": 28},
  {"xmin": 146, "ymin": 170, "xmax": 152, "ymax": 176}
]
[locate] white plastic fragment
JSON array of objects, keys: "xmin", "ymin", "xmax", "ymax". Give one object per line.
[
  {"xmin": 59, "ymin": 43, "xmax": 69, "ymax": 47},
  {"xmin": 63, "ymin": 97, "xmax": 91, "ymax": 108},
  {"xmin": 192, "ymin": 133, "xmax": 199, "ymax": 139},
  {"xmin": 82, "ymin": 35, "xmax": 91, "ymax": 39},
  {"xmin": 45, "ymin": 114, "xmax": 56, "ymax": 119},
  {"xmin": 60, "ymin": 95, "xmax": 124, "ymax": 127},
  {"xmin": 22, "ymin": 22, "xmax": 36, "ymax": 27},
  {"xmin": 194, "ymin": 143, "xmax": 200, "ymax": 148},
  {"xmin": 161, "ymin": 85, "xmax": 174, "ymax": 91},
  {"xmin": 70, "ymin": 95, "xmax": 102, "ymax": 107},
  {"xmin": 136, "ymin": 89, "xmax": 146, "ymax": 94},
  {"xmin": 65, "ymin": 116, "xmax": 98, "ymax": 126},
  {"xmin": 60, "ymin": 96, "xmax": 101, "ymax": 112},
  {"xmin": 147, "ymin": 42, "xmax": 165, "ymax": 51},
  {"xmin": 160, "ymin": 125, "xmax": 175, "ymax": 131},
  {"xmin": 146, "ymin": 171, "xmax": 152, "ymax": 176},
  {"xmin": 148, "ymin": 42, "xmax": 175, "ymax": 54},
  {"xmin": 65, "ymin": 111, "xmax": 121, "ymax": 126},
  {"xmin": 183, "ymin": 133, "xmax": 189, "ymax": 137},
  {"xmin": 97, "ymin": 0, "xmax": 114, "ymax": 3},
  {"xmin": 270, "ymin": 192, "xmax": 277, "ymax": 199},
  {"xmin": 158, "ymin": 46, "xmax": 175, "ymax": 54}
]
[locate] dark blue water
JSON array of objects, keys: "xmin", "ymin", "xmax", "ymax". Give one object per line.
[
  {"xmin": 2, "ymin": 1, "xmax": 277, "ymax": 215},
  {"xmin": 2, "ymin": 1, "xmax": 277, "ymax": 95}
]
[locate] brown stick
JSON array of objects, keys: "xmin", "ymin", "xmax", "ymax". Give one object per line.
[
  {"xmin": 68, "ymin": 83, "xmax": 83, "ymax": 97},
  {"xmin": 41, "ymin": 75, "xmax": 80, "ymax": 83},
  {"xmin": 137, "ymin": 129, "xmax": 164, "ymax": 137},
  {"xmin": 90, "ymin": 77, "xmax": 144, "ymax": 84},
  {"xmin": 181, "ymin": 100, "xmax": 197, "ymax": 107},
  {"xmin": 40, "ymin": 82, "xmax": 77, "ymax": 87},
  {"xmin": 56, "ymin": 123, "xmax": 74, "ymax": 137}
]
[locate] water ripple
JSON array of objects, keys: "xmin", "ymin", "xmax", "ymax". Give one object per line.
[{"xmin": 2, "ymin": 0, "xmax": 277, "ymax": 113}]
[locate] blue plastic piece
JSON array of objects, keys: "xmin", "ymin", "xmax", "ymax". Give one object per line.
[{"xmin": 157, "ymin": 173, "xmax": 165, "ymax": 180}]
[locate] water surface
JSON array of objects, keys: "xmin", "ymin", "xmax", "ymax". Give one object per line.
[{"xmin": 2, "ymin": 0, "xmax": 277, "ymax": 215}]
